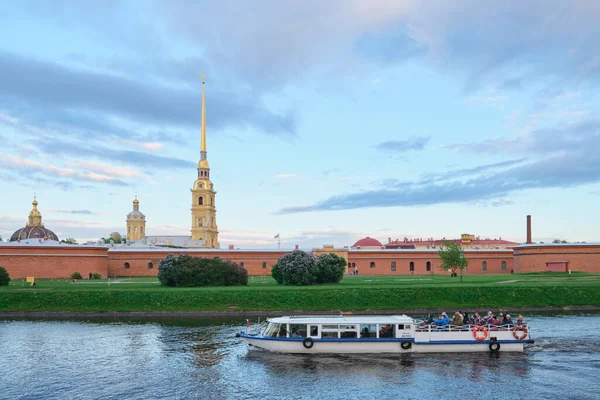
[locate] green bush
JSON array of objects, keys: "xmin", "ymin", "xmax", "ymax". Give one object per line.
[
  {"xmin": 157, "ymin": 254, "xmax": 248, "ymax": 287},
  {"xmin": 316, "ymin": 253, "xmax": 347, "ymax": 284},
  {"xmin": 0, "ymin": 267, "xmax": 10, "ymax": 286},
  {"xmin": 272, "ymin": 250, "xmax": 319, "ymax": 285},
  {"xmin": 71, "ymin": 272, "xmax": 82, "ymax": 280},
  {"xmin": 92, "ymin": 273, "xmax": 102, "ymax": 280}
]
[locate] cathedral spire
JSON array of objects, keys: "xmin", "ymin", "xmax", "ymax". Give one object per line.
[{"xmin": 201, "ymin": 74, "xmax": 207, "ymax": 160}]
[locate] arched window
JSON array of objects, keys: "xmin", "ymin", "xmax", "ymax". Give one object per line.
[
  {"xmin": 124, "ymin": 262, "xmax": 130, "ymax": 269},
  {"xmin": 148, "ymin": 262, "xmax": 153, "ymax": 269},
  {"xmin": 391, "ymin": 261, "xmax": 396, "ymax": 272},
  {"xmin": 141, "ymin": 227, "xmax": 144, "ymax": 236},
  {"xmin": 351, "ymin": 263, "xmax": 356, "ymax": 268},
  {"xmin": 409, "ymin": 262, "xmax": 415, "ymax": 272},
  {"xmin": 482, "ymin": 261, "xmax": 487, "ymax": 271},
  {"xmin": 426, "ymin": 261, "xmax": 431, "ymax": 272},
  {"xmin": 262, "ymin": 262, "xmax": 267, "ymax": 269},
  {"xmin": 370, "ymin": 262, "xmax": 375, "ymax": 269},
  {"xmin": 501, "ymin": 261, "xmax": 507, "ymax": 271},
  {"xmin": 198, "ymin": 218, "xmax": 203, "ymax": 227},
  {"xmin": 211, "ymin": 197, "xmax": 214, "ymax": 205},
  {"xmin": 134, "ymin": 226, "xmax": 137, "ymax": 233},
  {"xmin": 240, "ymin": 262, "xmax": 245, "ymax": 267},
  {"xmin": 128, "ymin": 226, "xmax": 130, "ymax": 234},
  {"xmin": 198, "ymin": 197, "xmax": 203, "ymax": 205}
]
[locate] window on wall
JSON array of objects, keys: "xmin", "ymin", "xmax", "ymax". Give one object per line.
[
  {"xmin": 370, "ymin": 262, "xmax": 375, "ymax": 269},
  {"xmin": 134, "ymin": 226, "xmax": 137, "ymax": 233},
  {"xmin": 128, "ymin": 226, "xmax": 130, "ymax": 234},
  {"xmin": 391, "ymin": 261, "xmax": 396, "ymax": 272},
  {"xmin": 352, "ymin": 263, "xmax": 356, "ymax": 268},
  {"xmin": 409, "ymin": 262, "xmax": 415, "ymax": 272},
  {"xmin": 198, "ymin": 218, "xmax": 203, "ymax": 227},
  {"xmin": 240, "ymin": 262, "xmax": 245, "ymax": 267},
  {"xmin": 198, "ymin": 197, "xmax": 203, "ymax": 205},
  {"xmin": 426, "ymin": 261, "xmax": 431, "ymax": 272},
  {"xmin": 263, "ymin": 262, "xmax": 267, "ymax": 269},
  {"xmin": 148, "ymin": 262, "xmax": 153, "ymax": 269},
  {"xmin": 211, "ymin": 197, "xmax": 214, "ymax": 205},
  {"xmin": 124, "ymin": 262, "xmax": 130, "ymax": 269},
  {"xmin": 141, "ymin": 227, "xmax": 144, "ymax": 235},
  {"xmin": 482, "ymin": 261, "xmax": 487, "ymax": 271},
  {"xmin": 502, "ymin": 261, "xmax": 507, "ymax": 271}
]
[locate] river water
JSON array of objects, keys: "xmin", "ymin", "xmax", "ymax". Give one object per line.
[{"xmin": 1, "ymin": 313, "xmax": 598, "ymax": 400}]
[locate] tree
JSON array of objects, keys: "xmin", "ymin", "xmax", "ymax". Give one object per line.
[
  {"xmin": 101, "ymin": 236, "xmax": 125, "ymax": 244},
  {"xmin": 316, "ymin": 253, "xmax": 347, "ymax": 284},
  {"xmin": 157, "ymin": 254, "xmax": 247, "ymax": 287},
  {"xmin": 552, "ymin": 239, "xmax": 568, "ymax": 244},
  {"xmin": 61, "ymin": 237, "xmax": 78, "ymax": 244},
  {"xmin": 271, "ymin": 250, "xmax": 319, "ymax": 285},
  {"xmin": 0, "ymin": 267, "xmax": 10, "ymax": 286},
  {"xmin": 437, "ymin": 241, "xmax": 468, "ymax": 282}
]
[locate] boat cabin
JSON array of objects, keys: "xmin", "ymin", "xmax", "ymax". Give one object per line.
[{"xmin": 262, "ymin": 315, "xmax": 415, "ymax": 340}]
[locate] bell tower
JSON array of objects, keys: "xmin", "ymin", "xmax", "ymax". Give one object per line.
[
  {"xmin": 190, "ymin": 75, "xmax": 219, "ymax": 248},
  {"xmin": 126, "ymin": 196, "xmax": 146, "ymax": 241}
]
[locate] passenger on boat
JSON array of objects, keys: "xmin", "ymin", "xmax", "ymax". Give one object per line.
[
  {"xmin": 473, "ymin": 313, "xmax": 482, "ymax": 325},
  {"xmin": 291, "ymin": 327, "xmax": 302, "ymax": 338},
  {"xmin": 451, "ymin": 311, "xmax": 463, "ymax": 326},
  {"xmin": 503, "ymin": 314, "xmax": 514, "ymax": 326},
  {"xmin": 516, "ymin": 314, "xmax": 527, "ymax": 326},
  {"xmin": 433, "ymin": 312, "xmax": 449, "ymax": 327},
  {"xmin": 361, "ymin": 327, "xmax": 370, "ymax": 338},
  {"xmin": 379, "ymin": 324, "xmax": 392, "ymax": 337}
]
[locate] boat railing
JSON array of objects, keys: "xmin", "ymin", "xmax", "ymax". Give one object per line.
[
  {"xmin": 415, "ymin": 323, "xmax": 526, "ymax": 333},
  {"xmin": 245, "ymin": 321, "xmax": 268, "ymax": 336}
]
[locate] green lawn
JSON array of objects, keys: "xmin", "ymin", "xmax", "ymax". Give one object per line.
[{"xmin": 1, "ymin": 272, "xmax": 599, "ymax": 312}]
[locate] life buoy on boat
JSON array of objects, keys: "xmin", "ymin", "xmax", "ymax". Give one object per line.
[
  {"xmin": 303, "ymin": 338, "xmax": 314, "ymax": 349},
  {"xmin": 513, "ymin": 325, "xmax": 528, "ymax": 340},
  {"xmin": 473, "ymin": 326, "xmax": 488, "ymax": 341},
  {"xmin": 489, "ymin": 342, "xmax": 501, "ymax": 353},
  {"xmin": 401, "ymin": 341, "xmax": 412, "ymax": 350}
]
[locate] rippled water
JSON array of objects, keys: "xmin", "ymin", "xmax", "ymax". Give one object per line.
[{"xmin": 1, "ymin": 313, "xmax": 599, "ymax": 400}]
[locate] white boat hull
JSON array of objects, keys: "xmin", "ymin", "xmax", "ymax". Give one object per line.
[{"xmin": 242, "ymin": 336, "xmax": 525, "ymax": 354}]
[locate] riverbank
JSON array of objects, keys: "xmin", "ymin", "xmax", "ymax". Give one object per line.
[{"xmin": 2, "ymin": 305, "xmax": 600, "ymax": 320}]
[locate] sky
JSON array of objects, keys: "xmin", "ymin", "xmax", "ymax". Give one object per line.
[{"xmin": 1, "ymin": 0, "xmax": 600, "ymax": 248}]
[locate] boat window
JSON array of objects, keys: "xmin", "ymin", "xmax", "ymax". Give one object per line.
[
  {"xmin": 321, "ymin": 324, "xmax": 339, "ymax": 339},
  {"xmin": 340, "ymin": 324, "xmax": 357, "ymax": 338},
  {"xmin": 378, "ymin": 324, "xmax": 394, "ymax": 338},
  {"xmin": 398, "ymin": 324, "xmax": 404, "ymax": 330},
  {"xmin": 265, "ymin": 323, "xmax": 281, "ymax": 337},
  {"xmin": 359, "ymin": 324, "xmax": 377, "ymax": 338},
  {"xmin": 289, "ymin": 324, "xmax": 307, "ymax": 338},
  {"xmin": 310, "ymin": 326, "xmax": 318, "ymax": 337}
]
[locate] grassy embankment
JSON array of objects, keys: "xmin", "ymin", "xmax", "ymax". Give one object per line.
[{"xmin": 1, "ymin": 273, "xmax": 599, "ymax": 313}]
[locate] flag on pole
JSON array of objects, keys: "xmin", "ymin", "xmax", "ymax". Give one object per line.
[{"xmin": 274, "ymin": 233, "xmax": 280, "ymax": 239}]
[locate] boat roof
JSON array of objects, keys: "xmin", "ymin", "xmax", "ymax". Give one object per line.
[{"xmin": 267, "ymin": 315, "xmax": 414, "ymax": 324}]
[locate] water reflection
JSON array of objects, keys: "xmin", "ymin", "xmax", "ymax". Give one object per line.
[{"xmin": 0, "ymin": 313, "xmax": 598, "ymax": 400}]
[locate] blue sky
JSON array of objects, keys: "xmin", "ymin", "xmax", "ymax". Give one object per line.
[{"xmin": 1, "ymin": 1, "xmax": 599, "ymax": 247}]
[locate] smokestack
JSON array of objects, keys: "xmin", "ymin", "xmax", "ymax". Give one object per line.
[{"xmin": 526, "ymin": 215, "xmax": 532, "ymax": 244}]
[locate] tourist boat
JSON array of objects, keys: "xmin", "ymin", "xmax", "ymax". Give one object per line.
[{"xmin": 237, "ymin": 315, "xmax": 533, "ymax": 353}]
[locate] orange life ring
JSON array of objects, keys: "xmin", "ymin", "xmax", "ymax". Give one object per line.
[
  {"xmin": 513, "ymin": 325, "xmax": 528, "ymax": 340},
  {"xmin": 473, "ymin": 326, "xmax": 488, "ymax": 341}
]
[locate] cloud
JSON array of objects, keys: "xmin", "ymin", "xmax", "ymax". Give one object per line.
[
  {"xmin": 45, "ymin": 209, "xmax": 106, "ymax": 215},
  {"xmin": 0, "ymin": 50, "xmax": 296, "ymax": 137},
  {"xmin": 279, "ymin": 119, "xmax": 600, "ymax": 213},
  {"xmin": 375, "ymin": 137, "xmax": 430, "ymax": 152},
  {"xmin": 275, "ymin": 174, "xmax": 304, "ymax": 180},
  {"xmin": 0, "ymin": 154, "xmax": 129, "ymax": 186},
  {"xmin": 35, "ymin": 138, "xmax": 194, "ymax": 169}
]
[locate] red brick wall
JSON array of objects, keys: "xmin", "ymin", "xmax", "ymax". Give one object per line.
[
  {"xmin": 514, "ymin": 244, "xmax": 600, "ymax": 273},
  {"xmin": 347, "ymin": 250, "xmax": 514, "ymax": 275},
  {"xmin": 0, "ymin": 245, "xmax": 108, "ymax": 279},
  {"xmin": 107, "ymin": 250, "xmax": 289, "ymax": 277}
]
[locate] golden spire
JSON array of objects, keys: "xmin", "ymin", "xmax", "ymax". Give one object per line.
[
  {"xmin": 28, "ymin": 194, "xmax": 43, "ymax": 226},
  {"xmin": 201, "ymin": 74, "xmax": 207, "ymax": 155}
]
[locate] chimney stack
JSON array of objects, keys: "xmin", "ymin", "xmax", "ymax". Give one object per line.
[{"xmin": 526, "ymin": 215, "xmax": 532, "ymax": 244}]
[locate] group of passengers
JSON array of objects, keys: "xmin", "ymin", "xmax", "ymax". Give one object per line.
[{"xmin": 427, "ymin": 311, "xmax": 527, "ymax": 328}]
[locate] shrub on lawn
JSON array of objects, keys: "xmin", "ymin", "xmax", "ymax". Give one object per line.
[
  {"xmin": 271, "ymin": 250, "xmax": 319, "ymax": 285},
  {"xmin": 157, "ymin": 254, "xmax": 248, "ymax": 287},
  {"xmin": 92, "ymin": 273, "xmax": 102, "ymax": 280},
  {"xmin": 0, "ymin": 266, "xmax": 10, "ymax": 286},
  {"xmin": 71, "ymin": 272, "xmax": 82, "ymax": 280},
  {"xmin": 316, "ymin": 253, "xmax": 347, "ymax": 284}
]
